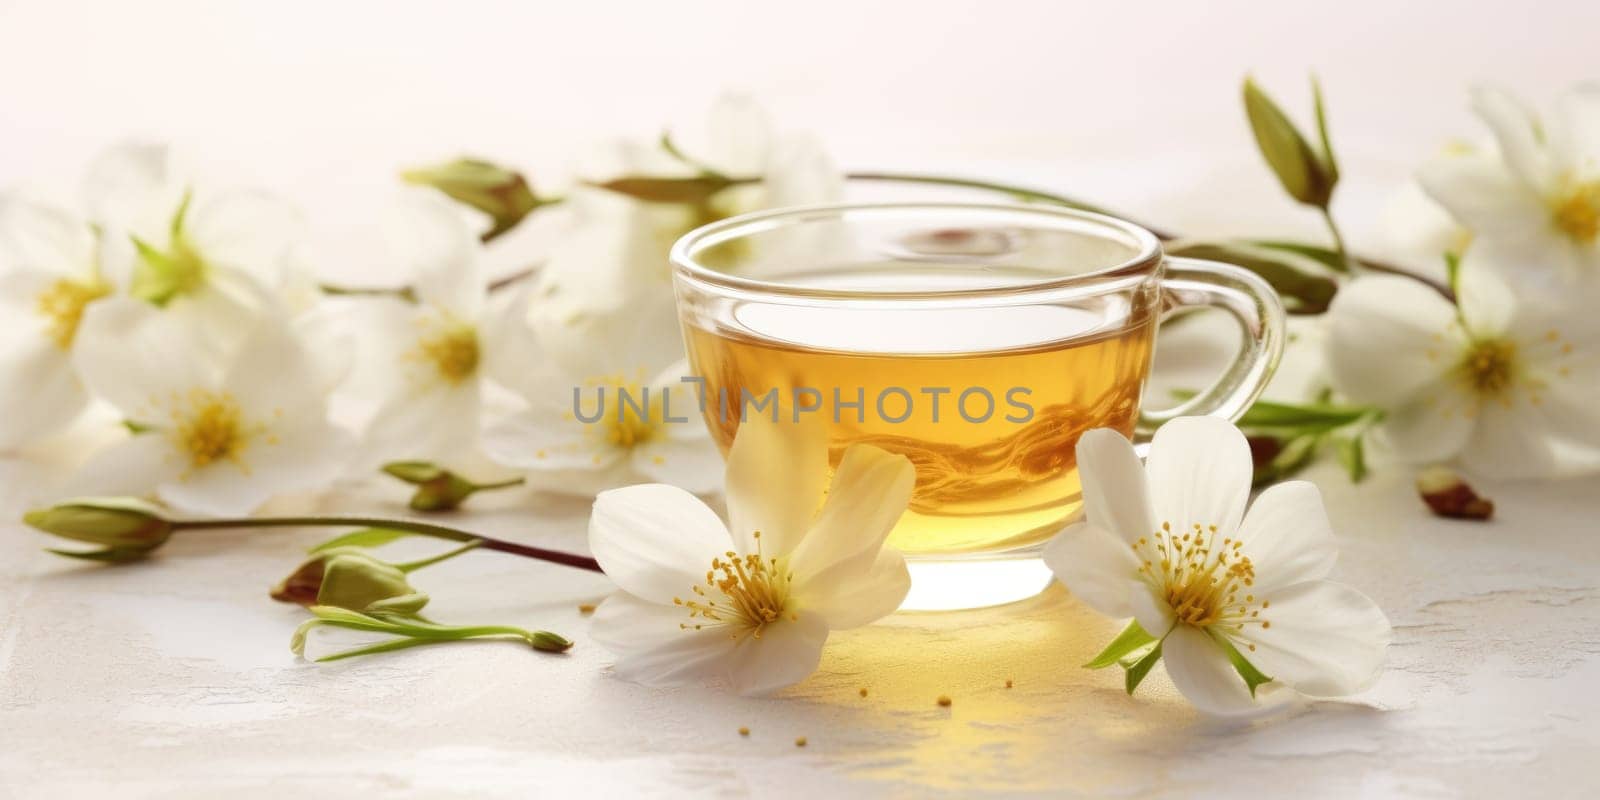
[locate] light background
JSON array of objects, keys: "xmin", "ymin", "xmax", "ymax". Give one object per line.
[{"xmin": 1, "ymin": 0, "xmax": 1596, "ymax": 258}]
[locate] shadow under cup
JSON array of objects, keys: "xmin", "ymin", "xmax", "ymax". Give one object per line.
[{"xmin": 671, "ymin": 203, "xmax": 1284, "ymax": 611}]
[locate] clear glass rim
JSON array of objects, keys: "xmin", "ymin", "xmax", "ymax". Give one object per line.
[{"xmin": 669, "ymin": 200, "xmax": 1165, "ymax": 301}]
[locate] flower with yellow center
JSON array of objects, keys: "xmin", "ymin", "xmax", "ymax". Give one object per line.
[
  {"xmin": 69, "ymin": 294, "xmax": 348, "ymax": 516},
  {"xmin": 0, "ymin": 197, "xmax": 112, "ymax": 449},
  {"xmin": 1419, "ymin": 84, "xmax": 1600, "ymax": 288},
  {"xmin": 588, "ymin": 414, "xmax": 915, "ymax": 695},
  {"xmin": 481, "ymin": 293, "xmax": 725, "ymax": 497},
  {"xmin": 1326, "ymin": 252, "xmax": 1600, "ymax": 478},
  {"xmin": 1044, "ymin": 418, "xmax": 1392, "ymax": 716},
  {"xmin": 36, "ymin": 277, "xmax": 112, "ymax": 350}
]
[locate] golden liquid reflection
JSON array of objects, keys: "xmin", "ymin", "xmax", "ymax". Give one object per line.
[{"xmin": 777, "ymin": 586, "xmax": 1231, "ymax": 792}]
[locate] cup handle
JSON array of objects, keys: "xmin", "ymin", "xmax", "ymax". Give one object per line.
[{"xmin": 1137, "ymin": 256, "xmax": 1286, "ymax": 436}]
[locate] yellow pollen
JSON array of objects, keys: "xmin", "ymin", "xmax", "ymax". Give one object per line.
[
  {"xmin": 738, "ymin": 726, "xmax": 749, "ymax": 737},
  {"xmin": 1552, "ymin": 180, "xmax": 1600, "ymax": 244},
  {"xmin": 415, "ymin": 322, "xmax": 480, "ymax": 384},
  {"xmin": 171, "ymin": 390, "xmax": 252, "ymax": 469},
  {"xmin": 1132, "ymin": 520, "xmax": 1271, "ymax": 633},
  {"xmin": 35, "ymin": 278, "xmax": 110, "ymax": 349},
  {"xmin": 673, "ymin": 533, "xmax": 791, "ymax": 640},
  {"xmin": 1458, "ymin": 339, "xmax": 1517, "ymax": 396},
  {"xmin": 584, "ymin": 370, "xmax": 668, "ymax": 449}
]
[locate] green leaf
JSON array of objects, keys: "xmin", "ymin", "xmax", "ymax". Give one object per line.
[
  {"xmin": 592, "ymin": 175, "xmax": 734, "ymax": 204},
  {"xmin": 1083, "ymin": 620, "xmax": 1159, "ymax": 669},
  {"xmin": 307, "ymin": 528, "xmax": 414, "ymax": 554},
  {"xmin": 1168, "ymin": 242, "xmax": 1339, "ymax": 314},
  {"xmin": 1335, "ymin": 434, "xmax": 1368, "ymax": 483},
  {"xmin": 382, "ymin": 461, "xmax": 446, "ymax": 484},
  {"xmin": 1213, "ymin": 634, "xmax": 1273, "ymax": 697},
  {"xmin": 45, "ymin": 546, "xmax": 151, "ymax": 564},
  {"xmin": 1242, "ymin": 77, "xmax": 1335, "ymax": 208},
  {"xmin": 1311, "ymin": 76, "xmax": 1339, "ymax": 186},
  {"xmin": 1248, "ymin": 239, "xmax": 1350, "ymax": 273},
  {"xmin": 1123, "ymin": 640, "xmax": 1164, "ymax": 695},
  {"xmin": 1235, "ymin": 397, "xmax": 1375, "ymax": 430}
]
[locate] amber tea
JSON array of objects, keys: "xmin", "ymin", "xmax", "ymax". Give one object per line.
[{"xmin": 683, "ymin": 263, "xmax": 1158, "ymax": 557}]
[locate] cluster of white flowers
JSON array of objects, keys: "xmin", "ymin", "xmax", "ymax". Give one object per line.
[
  {"xmin": 0, "ymin": 95, "xmax": 836, "ymax": 516},
  {"xmin": 1338, "ymin": 84, "xmax": 1600, "ymax": 478}
]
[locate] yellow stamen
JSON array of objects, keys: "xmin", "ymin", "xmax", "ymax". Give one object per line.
[
  {"xmin": 414, "ymin": 321, "xmax": 480, "ymax": 384},
  {"xmin": 1552, "ymin": 180, "xmax": 1600, "ymax": 244},
  {"xmin": 35, "ymin": 278, "xmax": 110, "ymax": 349},
  {"xmin": 170, "ymin": 389, "xmax": 256, "ymax": 470}
]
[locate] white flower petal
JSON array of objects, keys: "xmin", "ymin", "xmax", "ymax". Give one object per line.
[
  {"xmin": 590, "ymin": 592, "xmax": 738, "ymax": 687},
  {"xmin": 631, "ymin": 436, "xmax": 725, "ymax": 495},
  {"xmin": 0, "ymin": 198, "xmax": 97, "ymax": 278},
  {"xmin": 1470, "ymin": 86, "xmax": 1555, "ymax": 193},
  {"xmin": 588, "ymin": 483, "xmax": 732, "ymax": 605},
  {"xmin": 1548, "ymin": 82, "xmax": 1600, "ymax": 170},
  {"xmin": 763, "ymin": 134, "xmax": 844, "ymax": 209},
  {"xmin": 392, "ymin": 192, "xmax": 484, "ymax": 318},
  {"xmin": 157, "ymin": 418, "xmax": 349, "ymax": 517},
  {"xmin": 724, "ymin": 412, "xmax": 829, "ymax": 557},
  {"xmin": 1457, "ymin": 399, "xmax": 1562, "ymax": 479},
  {"xmin": 362, "ymin": 382, "xmax": 481, "ymax": 467},
  {"xmin": 1416, "ymin": 150, "xmax": 1549, "ymax": 242},
  {"xmin": 482, "ymin": 408, "xmax": 618, "ymax": 471},
  {"xmin": 1454, "ymin": 250, "xmax": 1518, "ymax": 339},
  {"xmin": 185, "ymin": 191, "xmax": 302, "ymax": 283},
  {"xmin": 72, "ymin": 297, "xmax": 223, "ymax": 415},
  {"xmin": 0, "ymin": 336, "xmax": 88, "ymax": 450},
  {"xmin": 794, "ymin": 547, "xmax": 910, "ymax": 630},
  {"xmin": 81, "ymin": 141, "xmax": 180, "ymax": 231},
  {"xmin": 724, "ymin": 610, "xmax": 830, "ymax": 696},
  {"xmin": 67, "ymin": 433, "xmax": 183, "ymax": 499},
  {"xmin": 699, "ymin": 93, "xmax": 776, "ymax": 177},
  {"xmin": 1128, "ymin": 580, "xmax": 1176, "ymax": 637},
  {"xmin": 1234, "ymin": 580, "xmax": 1391, "ymax": 697},
  {"xmin": 1074, "ymin": 427, "xmax": 1155, "ymax": 541},
  {"xmin": 1161, "ymin": 625, "xmax": 1259, "ymax": 716},
  {"xmin": 1374, "ymin": 381, "xmax": 1477, "ymax": 465},
  {"xmin": 1041, "ymin": 522, "xmax": 1140, "ymax": 619},
  {"xmin": 1324, "ymin": 275, "xmax": 1460, "ymax": 407},
  {"xmin": 1144, "ymin": 417, "xmax": 1251, "ymax": 537},
  {"xmin": 1232, "ymin": 481, "xmax": 1337, "ymax": 594},
  {"xmin": 224, "ymin": 314, "xmax": 327, "ymax": 420},
  {"xmin": 786, "ymin": 443, "xmax": 916, "ymax": 582}
]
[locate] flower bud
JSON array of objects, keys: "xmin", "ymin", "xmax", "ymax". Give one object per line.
[
  {"xmin": 271, "ymin": 547, "xmax": 426, "ymax": 614},
  {"xmin": 382, "ymin": 461, "xmax": 476, "ymax": 511},
  {"xmin": 401, "ymin": 158, "xmax": 542, "ymax": 241},
  {"xmin": 528, "ymin": 630, "xmax": 574, "ymax": 653},
  {"xmin": 23, "ymin": 497, "xmax": 173, "ymax": 562},
  {"xmin": 1416, "ymin": 466, "xmax": 1494, "ymax": 520},
  {"xmin": 1243, "ymin": 77, "xmax": 1338, "ymax": 208}
]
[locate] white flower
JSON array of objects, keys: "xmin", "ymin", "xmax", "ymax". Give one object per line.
[
  {"xmin": 1325, "ymin": 253, "xmax": 1600, "ymax": 478},
  {"xmin": 351, "ymin": 193, "xmax": 531, "ymax": 468},
  {"xmin": 1418, "ymin": 85, "xmax": 1600, "ymax": 290},
  {"xmin": 0, "ymin": 197, "xmax": 112, "ymax": 449},
  {"xmin": 537, "ymin": 93, "xmax": 841, "ymax": 326},
  {"xmin": 481, "ymin": 283, "xmax": 723, "ymax": 497},
  {"xmin": 587, "ymin": 414, "xmax": 915, "ymax": 694},
  {"xmin": 1377, "ymin": 178, "xmax": 1472, "ymax": 280},
  {"xmin": 85, "ymin": 143, "xmax": 307, "ymax": 353},
  {"xmin": 1043, "ymin": 417, "xmax": 1390, "ymax": 716},
  {"xmin": 68, "ymin": 291, "xmax": 348, "ymax": 516}
]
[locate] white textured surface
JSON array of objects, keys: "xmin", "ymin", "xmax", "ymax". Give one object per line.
[
  {"xmin": 4, "ymin": 2, "xmax": 1600, "ymax": 797},
  {"xmin": 2, "ymin": 463, "xmax": 1599, "ymax": 798}
]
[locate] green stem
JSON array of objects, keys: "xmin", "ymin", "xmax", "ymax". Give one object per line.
[
  {"xmin": 393, "ymin": 539, "xmax": 482, "ymax": 573},
  {"xmin": 170, "ymin": 515, "xmax": 602, "ymax": 573},
  {"xmin": 1319, "ymin": 206, "xmax": 1351, "ymax": 270},
  {"xmin": 474, "ymin": 477, "xmax": 527, "ymax": 492},
  {"xmin": 314, "ymin": 636, "xmax": 441, "ymax": 662}
]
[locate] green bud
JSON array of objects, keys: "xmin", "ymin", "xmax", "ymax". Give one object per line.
[
  {"xmin": 23, "ymin": 497, "xmax": 174, "ymax": 562},
  {"xmin": 401, "ymin": 158, "xmax": 542, "ymax": 242},
  {"xmin": 381, "ymin": 461, "xmax": 522, "ymax": 511},
  {"xmin": 528, "ymin": 630, "xmax": 574, "ymax": 653},
  {"xmin": 270, "ymin": 547, "xmax": 425, "ymax": 614},
  {"xmin": 129, "ymin": 190, "xmax": 207, "ymax": 306},
  {"xmin": 1243, "ymin": 77, "xmax": 1338, "ymax": 208}
]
